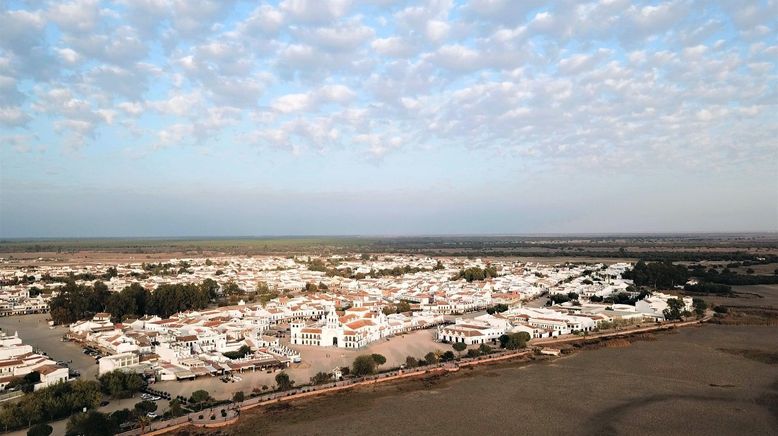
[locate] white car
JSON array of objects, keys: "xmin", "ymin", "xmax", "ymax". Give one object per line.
[
  {"xmin": 150, "ymin": 396, "xmax": 161, "ymax": 401},
  {"xmin": 146, "ymin": 412, "xmax": 157, "ymax": 419}
]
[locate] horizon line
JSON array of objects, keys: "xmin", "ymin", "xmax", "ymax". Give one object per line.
[{"xmin": 2, "ymin": 231, "xmax": 777, "ymax": 242}]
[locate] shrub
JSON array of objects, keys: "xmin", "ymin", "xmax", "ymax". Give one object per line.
[
  {"xmin": 352, "ymin": 355, "xmax": 377, "ymax": 376},
  {"xmin": 27, "ymin": 424, "xmax": 53, "ymax": 436}
]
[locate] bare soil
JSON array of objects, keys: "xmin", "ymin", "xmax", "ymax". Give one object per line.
[{"xmin": 180, "ymin": 325, "xmax": 778, "ymax": 436}]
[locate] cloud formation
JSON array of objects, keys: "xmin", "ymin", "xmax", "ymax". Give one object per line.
[
  {"xmin": 0, "ymin": 0, "xmax": 776, "ymax": 236},
  {"xmin": 0, "ymin": 0, "xmax": 773, "ymax": 159}
]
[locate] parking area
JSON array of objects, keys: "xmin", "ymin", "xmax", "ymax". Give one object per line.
[{"xmin": 0, "ymin": 313, "xmax": 99, "ymax": 379}]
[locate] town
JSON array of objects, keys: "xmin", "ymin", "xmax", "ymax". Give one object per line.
[{"xmin": 0, "ymin": 255, "xmax": 694, "ymax": 396}]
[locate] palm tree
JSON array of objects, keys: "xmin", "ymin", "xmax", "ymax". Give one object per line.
[{"xmin": 137, "ymin": 415, "xmax": 150, "ymax": 434}]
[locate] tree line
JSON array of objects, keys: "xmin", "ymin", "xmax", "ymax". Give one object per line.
[
  {"xmin": 50, "ymin": 279, "xmax": 218, "ymax": 324},
  {"xmin": 623, "ymin": 260, "xmax": 778, "ymax": 293},
  {"xmin": 0, "ymin": 370, "xmax": 144, "ymax": 432},
  {"xmin": 453, "ymin": 266, "xmax": 498, "ymax": 282}
]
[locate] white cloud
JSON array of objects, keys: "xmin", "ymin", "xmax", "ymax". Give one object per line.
[
  {"xmin": 297, "ymin": 21, "xmax": 375, "ymax": 52},
  {"xmin": 280, "ymin": 0, "xmax": 352, "ymax": 24},
  {"xmin": 271, "ymin": 85, "xmax": 355, "ymax": 113},
  {"xmin": 0, "ymin": 106, "xmax": 30, "ymax": 127},
  {"xmin": 372, "ymin": 37, "xmax": 414, "ymax": 57},
  {"xmin": 426, "ymin": 20, "xmax": 450, "ymax": 43},
  {"xmin": 48, "ymin": 0, "xmax": 102, "ymax": 33},
  {"xmin": 271, "ymin": 93, "xmax": 312, "ymax": 113},
  {"xmin": 428, "ymin": 44, "xmax": 481, "ymax": 71},
  {"xmin": 150, "ymin": 92, "xmax": 203, "ymax": 116},
  {"xmin": 0, "ymin": 0, "xmax": 773, "ymax": 169}
]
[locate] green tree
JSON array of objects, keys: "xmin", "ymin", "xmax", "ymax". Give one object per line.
[
  {"xmin": 663, "ymin": 298, "xmax": 689, "ymax": 321},
  {"xmin": 352, "ymin": 355, "xmax": 377, "ymax": 376},
  {"xmin": 232, "ymin": 391, "xmax": 245, "ymax": 403},
  {"xmin": 479, "ymin": 343, "xmax": 493, "ymax": 354},
  {"xmin": 499, "ymin": 332, "xmax": 530, "ymax": 350},
  {"xmin": 623, "ymin": 260, "xmax": 688, "ymax": 289},
  {"xmin": 452, "ymin": 342, "xmax": 467, "ymax": 356},
  {"xmin": 395, "ymin": 300, "xmax": 412, "ymax": 313},
  {"xmin": 222, "ymin": 344, "xmax": 252, "ymax": 359},
  {"xmin": 370, "ymin": 353, "xmax": 387, "ymax": 366},
  {"xmin": 200, "ymin": 278, "xmax": 220, "ymax": 300},
  {"xmin": 548, "ymin": 294, "xmax": 571, "ymax": 305},
  {"xmin": 65, "ymin": 411, "xmax": 116, "ymax": 436},
  {"xmin": 168, "ymin": 399, "xmax": 185, "ymax": 418},
  {"xmin": 309, "ymin": 372, "xmax": 331, "ymax": 385},
  {"xmin": 692, "ymin": 298, "xmax": 707, "ymax": 317},
  {"xmin": 453, "ymin": 266, "xmax": 498, "ymax": 282},
  {"xmin": 98, "ymin": 370, "xmax": 145, "ymax": 399},
  {"xmin": 27, "ymin": 424, "xmax": 52, "ymax": 436},
  {"xmin": 486, "ymin": 304, "xmax": 509, "ymax": 314},
  {"xmin": 189, "ymin": 390, "xmax": 211, "ymax": 404},
  {"xmin": 256, "ymin": 281, "xmax": 280, "ymax": 305},
  {"xmin": 134, "ymin": 400, "xmax": 157, "ymax": 415},
  {"xmin": 424, "ymin": 352, "xmax": 438, "ymax": 365},
  {"xmin": 147, "ymin": 283, "xmax": 209, "ymax": 318},
  {"xmin": 404, "ymin": 356, "xmax": 418, "ymax": 368},
  {"xmin": 222, "ymin": 281, "xmax": 242, "ymax": 296},
  {"xmin": 275, "ymin": 372, "xmax": 294, "ymax": 391},
  {"xmin": 440, "ymin": 351, "xmax": 456, "ymax": 361},
  {"xmin": 108, "ymin": 409, "xmax": 132, "ymax": 428}
]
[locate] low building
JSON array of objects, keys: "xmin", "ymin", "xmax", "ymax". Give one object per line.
[{"xmin": 98, "ymin": 352, "xmax": 140, "ymax": 375}]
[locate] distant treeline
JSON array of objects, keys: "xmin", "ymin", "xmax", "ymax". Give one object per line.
[
  {"xmin": 684, "ymin": 282, "xmax": 733, "ymax": 295},
  {"xmin": 623, "ymin": 261, "xmax": 688, "ymax": 288},
  {"xmin": 2, "ymin": 236, "xmax": 776, "ymax": 261},
  {"xmin": 623, "ymin": 260, "xmax": 778, "ymax": 294},
  {"xmin": 453, "ymin": 266, "xmax": 498, "ymax": 282},
  {"xmin": 307, "ymin": 258, "xmax": 443, "ymax": 279},
  {"xmin": 406, "ymin": 250, "xmax": 778, "ymax": 263}
]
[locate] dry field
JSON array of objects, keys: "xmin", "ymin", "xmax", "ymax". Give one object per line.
[{"xmin": 208, "ymin": 324, "xmax": 778, "ymax": 436}]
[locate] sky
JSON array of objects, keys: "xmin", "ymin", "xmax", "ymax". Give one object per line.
[{"xmin": 0, "ymin": 0, "xmax": 776, "ymax": 238}]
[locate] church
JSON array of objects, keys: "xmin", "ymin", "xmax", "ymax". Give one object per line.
[{"xmin": 290, "ymin": 306, "xmax": 388, "ymax": 349}]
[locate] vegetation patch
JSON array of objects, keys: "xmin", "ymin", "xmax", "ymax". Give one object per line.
[
  {"xmin": 710, "ymin": 307, "xmax": 778, "ymax": 326},
  {"xmin": 718, "ymin": 348, "xmax": 778, "ymax": 365}
]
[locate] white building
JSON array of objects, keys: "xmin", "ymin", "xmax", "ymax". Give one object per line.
[
  {"xmin": 98, "ymin": 352, "xmax": 141, "ymax": 375},
  {"xmin": 437, "ymin": 319, "xmax": 504, "ymax": 345}
]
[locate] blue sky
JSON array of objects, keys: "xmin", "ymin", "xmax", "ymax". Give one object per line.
[{"xmin": 1, "ymin": 0, "xmax": 776, "ymax": 237}]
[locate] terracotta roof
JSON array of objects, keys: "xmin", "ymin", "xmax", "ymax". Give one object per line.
[
  {"xmin": 37, "ymin": 364, "xmax": 64, "ymax": 376},
  {"xmin": 345, "ymin": 319, "xmax": 374, "ymax": 330}
]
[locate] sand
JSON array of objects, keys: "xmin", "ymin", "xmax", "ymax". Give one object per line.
[{"xmin": 219, "ymin": 324, "xmax": 778, "ymax": 436}]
